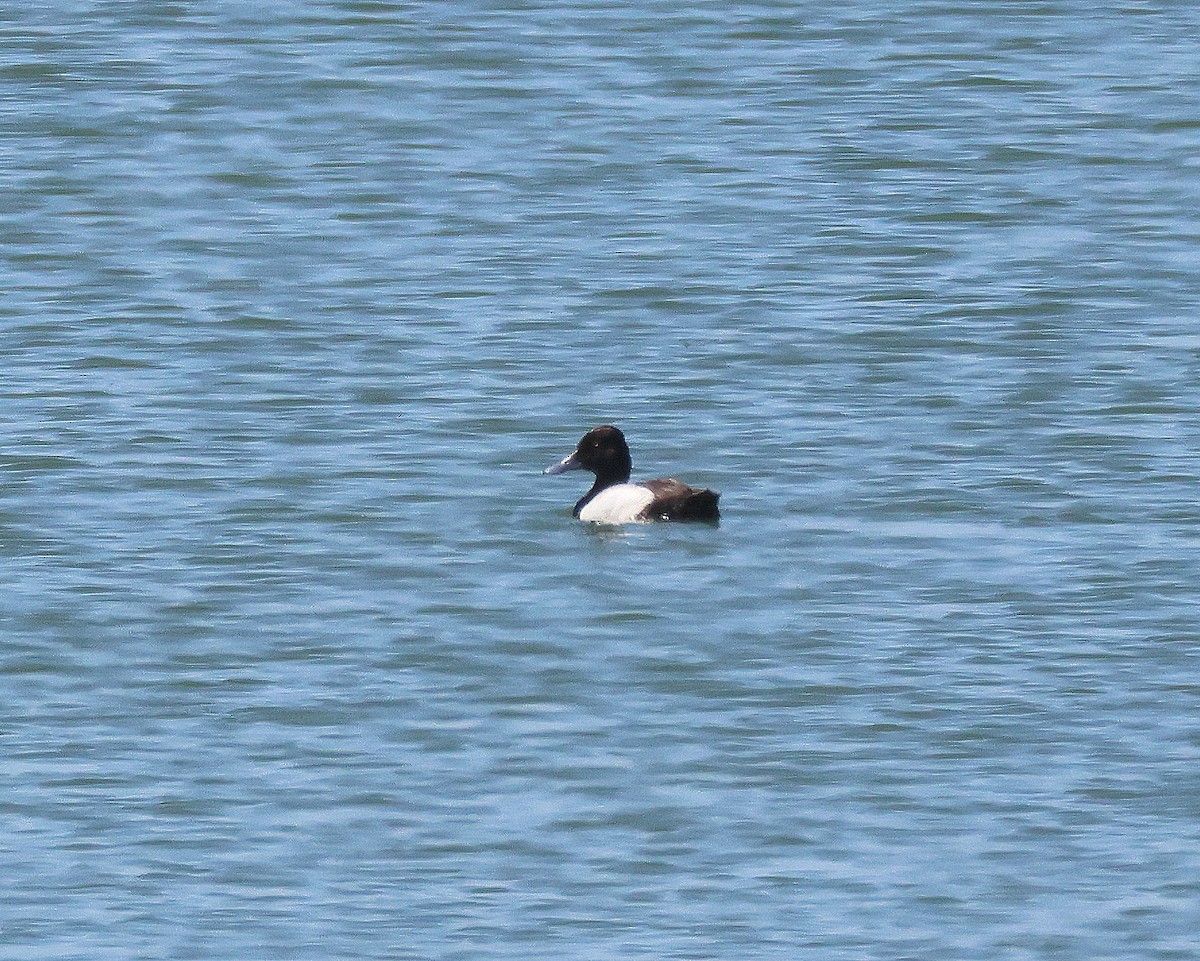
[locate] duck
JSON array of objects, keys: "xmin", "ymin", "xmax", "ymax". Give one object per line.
[{"xmin": 544, "ymin": 425, "xmax": 720, "ymax": 524}]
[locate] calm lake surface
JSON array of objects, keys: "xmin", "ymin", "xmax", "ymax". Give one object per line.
[{"xmin": 3, "ymin": 2, "xmax": 1199, "ymax": 958}]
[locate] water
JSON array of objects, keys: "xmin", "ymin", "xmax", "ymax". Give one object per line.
[{"xmin": 3, "ymin": 2, "xmax": 1199, "ymax": 958}]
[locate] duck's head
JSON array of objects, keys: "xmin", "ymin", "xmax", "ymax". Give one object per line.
[{"xmin": 544, "ymin": 425, "xmax": 632, "ymax": 484}]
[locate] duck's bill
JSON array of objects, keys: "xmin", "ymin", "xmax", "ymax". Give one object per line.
[{"xmin": 544, "ymin": 451, "xmax": 583, "ymax": 475}]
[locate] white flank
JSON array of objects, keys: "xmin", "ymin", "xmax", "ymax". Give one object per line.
[{"xmin": 578, "ymin": 484, "xmax": 655, "ymax": 524}]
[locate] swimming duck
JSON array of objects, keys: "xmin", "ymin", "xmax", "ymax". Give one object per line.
[{"xmin": 544, "ymin": 425, "xmax": 720, "ymax": 524}]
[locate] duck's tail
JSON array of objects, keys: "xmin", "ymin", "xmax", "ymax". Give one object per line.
[{"xmin": 668, "ymin": 488, "xmax": 720, "ymax": 522}]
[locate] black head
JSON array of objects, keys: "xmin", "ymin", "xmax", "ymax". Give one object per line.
[{"xmin": 544, "ymin": 425, "xmax": 633, "ymax": 485}]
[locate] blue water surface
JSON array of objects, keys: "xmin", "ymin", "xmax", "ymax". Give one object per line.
[{"xmin": 3, "ymin": 2, "xmax": 1199, "ymax": 959}]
